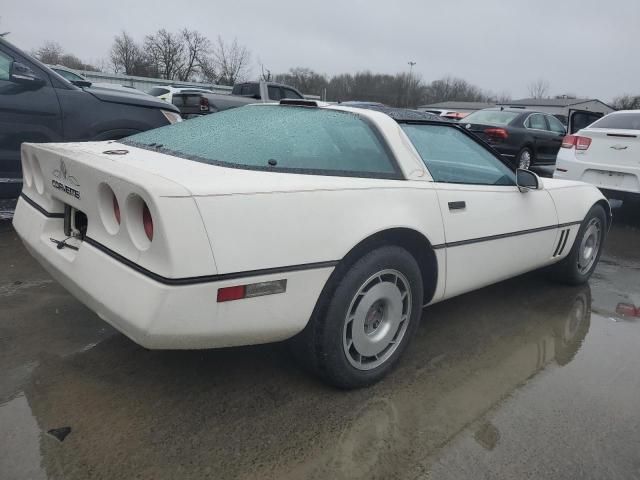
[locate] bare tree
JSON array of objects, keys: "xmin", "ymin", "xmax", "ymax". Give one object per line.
[
  {"xmin": 179, "ymin": 29, "xmax": 210, "ymax": 81},
  {"xmin": 259, "ymin": 62, "xmax": 272, "ymax": 82},
  {"xmin": 211, "ymin": 36, "xmax": 251, "ymax": 86},
  {"xmin": 527, "ymin": 78, "xmax": 550, "ymax": 99},
  {"xmin": 612, "ymin": 94, "xmax": 640, "ymax": 110},
  {"xmin": 144, "ymin": 29, "xmax": 185, "ymax": 80},
  {"xmin": 33, "ymin": 41, "xmax": 64, "ymax": 64},
  {"xmin": 274, "ymin": 67, "xmax": 328, "ymax": 95},
  {"xmin": 111, "ymin": 31, "xmax": 146, "ymax": 75}
]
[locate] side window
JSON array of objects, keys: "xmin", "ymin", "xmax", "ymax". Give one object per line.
[
  {"xmin": 281, "ymin": 88, "xmax": 303, "ymax": 99},
  {"xmin": 546, "ymin": 115, "xmax": 566, "ymax": 134},
  {"xmin": 401, "ymin": 124, "xmax": 515, "ymax": 186},
  {"xmin": 239, "ymin": 83, "xmax": 260, "ymax": 98},
  {"xmin": 526, "ymin": 114, "xmax": 548, "ymax": 130},
  {"xmin": 267, "ymin": 86, "xmax": 282, "ymax": 100},
  {"xmin": 0, "ymin": 50, "xmax": 13, "ymax": 81}
]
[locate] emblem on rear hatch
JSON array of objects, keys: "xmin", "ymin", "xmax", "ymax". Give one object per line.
[
  {"xmin": 610, "ymin": 145, "xmax": 628, "ymax": 150},
  {"xmin": 53, "ymin": 160, "xmax": 80, "ymax": 186},
  {"xmin": 52, "ymin": 159, "xmax": 81, "ymax": 199}
]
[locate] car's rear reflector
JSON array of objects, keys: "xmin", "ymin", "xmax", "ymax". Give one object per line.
[
  {"xmin": 142, "ymin": 203, "xmax": 153, "ymax": 241},
  {"xmin": 217, "ymin": 279, "xmax": 287, "ymax": 302},
  {"xmin": 561, "ymin": 135, "xmax": 592, "ymax": 150},
  {"xmin": 113, "ymin": 195, "xmax": 121, "ymax": 225}
]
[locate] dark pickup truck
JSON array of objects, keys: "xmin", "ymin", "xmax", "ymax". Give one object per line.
[
  {"xmin": 0, "ymin": 37, "xmax": 181, "ymax": 198},
  {"xmin": 172, "ymin": 81, "xmax": 305, "ymax": 117}
]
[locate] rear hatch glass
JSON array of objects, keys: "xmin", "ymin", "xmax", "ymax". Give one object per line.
[{"xmin": 124, "ymin": 105, "xmax": 400, "ymax": 178}]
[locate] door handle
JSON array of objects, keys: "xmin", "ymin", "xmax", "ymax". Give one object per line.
[{"xmin": 448, "ymin": 201, "xmax": 466, "ymax": 210}]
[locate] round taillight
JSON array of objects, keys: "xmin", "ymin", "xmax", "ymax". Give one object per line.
[
  {"xmin": 113, "ymin": 195, "xmax": 121, "ymax": 224},
  {"xmin": 142, "ymin": 203, "xmax": 153, "ymax": 241}
]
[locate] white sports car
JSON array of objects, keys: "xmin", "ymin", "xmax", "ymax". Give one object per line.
[{"xmin": 13, "ymin": 101, "xmax": 610, "ymax": 388}]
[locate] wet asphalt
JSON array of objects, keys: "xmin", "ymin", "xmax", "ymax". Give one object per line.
[{"xmin": 1, "ymin": 203, "xmax": 639, "ymax": 480}]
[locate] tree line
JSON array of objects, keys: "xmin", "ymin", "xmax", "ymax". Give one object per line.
[{"xmin": 23, "ymin": 26, "xmax": 640, "ymax": 109}]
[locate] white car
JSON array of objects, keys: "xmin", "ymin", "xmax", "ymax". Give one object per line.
[
  {"xmin": 13, "ymin": 102, "xmax": 610, "ymax": 388},
  {"xmin": 147, "ymin": 85, "xmax": 212, "ymax": 103},
  {"xmin": 555, "ymin": 110, "xmax": 640, "ymax": 200}
]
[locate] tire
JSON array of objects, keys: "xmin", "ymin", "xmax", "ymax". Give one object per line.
[
  {"xmin": 292, "ymin": 246, "xmax": 424, "ymax": 389},
  {"xmin": 517, "ymin": 147, "xmax": 534, "ymax": 170},
  {"xmin": 550, "ymin": 204, "xmax": 607, "ymax": 285}
]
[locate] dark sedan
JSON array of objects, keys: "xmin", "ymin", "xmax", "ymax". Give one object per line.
[{"xmin": 461, "ymin": 108, "xmax": 567, "ymax": 169}]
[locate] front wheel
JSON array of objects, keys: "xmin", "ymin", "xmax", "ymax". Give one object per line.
[
  {"xmin": 550, "ymin": 205, "xmax": 607, "ymax": 285},
  {"xmin": 292, "ymin": 246, "xmax": 424, "ymax": 389}
]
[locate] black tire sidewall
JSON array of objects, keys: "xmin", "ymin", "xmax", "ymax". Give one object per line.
[{"xmin": 315, "ymin": 246, "xmax": 424, "ymax": 388}]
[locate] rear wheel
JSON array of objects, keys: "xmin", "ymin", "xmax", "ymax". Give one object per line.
[
  {"xmin": 550, "ymin": 205, "xmax": 606, "ymax": 285},
  {"xmin": 517, "ymin": 147, "xmax": 533, "ymax": 170},
  {"xmin": 292, "ymin": 246, "xmax": 424, "ymax": 389}
]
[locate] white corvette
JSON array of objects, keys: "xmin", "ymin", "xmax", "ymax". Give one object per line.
[{"xmin": 13, "ymin": 101, "xmax": 610, "ymax": 388}]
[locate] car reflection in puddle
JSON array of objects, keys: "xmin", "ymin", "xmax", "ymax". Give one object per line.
[{"xmin": 16, "ymin": 277, "xmax": 594, "ymax": 480}]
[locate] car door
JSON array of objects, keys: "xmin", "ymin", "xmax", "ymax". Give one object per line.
[
  {"xmin": 524, "ymin": 113, "xmax": 557, "ymax": 163},
  {"xmin": 0, "ymin": 43, "xmax": 62, "ymax": 197},
  {"xmin": 401, "ymin": 123, "xmax": 559, "ymax": 299},
  {"xmin": 567, "ymin": 109, "xmax": 603, "ymax": 134},
  {"xmin": 544, "ymin": 115, "xmax": 566, "ymax": 158}
]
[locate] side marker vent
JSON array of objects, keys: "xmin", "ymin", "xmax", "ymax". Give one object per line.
[{"xmin": 553, "ymin": 229, "xmax": 570, "ymax": 257}]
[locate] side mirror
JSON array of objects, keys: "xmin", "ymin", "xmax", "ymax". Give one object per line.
[
  {"xmin": 516, "ymin": 168, "xmax": 542, "ymax": 192},
  {"xmin": 253, "ymin": 93, "xmax": 261, "ymax": 100},
  {"xmin": 10, "ymin": 61, "xmax": 45, "ymax": 87}
]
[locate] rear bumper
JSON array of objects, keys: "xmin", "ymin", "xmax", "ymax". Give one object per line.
[
  {"xmin": 13, "ymin": 196, "xmax": 332, "ymax": 349},
  {"xmin": 554, "ymin": 150, "xmax": 640, "ymax": 195}
]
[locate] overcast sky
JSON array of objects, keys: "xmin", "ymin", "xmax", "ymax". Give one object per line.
[{"xmin": 3, "ymin": 0, "xmax": 638, "ymax": 100}]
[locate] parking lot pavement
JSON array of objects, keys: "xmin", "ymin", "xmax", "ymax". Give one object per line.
[{"xmin": 1, "ymin": 204, "xmax": 639, "ymax": 480}]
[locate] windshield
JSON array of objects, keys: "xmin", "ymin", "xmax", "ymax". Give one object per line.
[
  {"xmin": 463, "ymin": 110, "xmax": 520, "ymax": 126},
  {"xmin": 53, "ymin": 68, "xmax": 85, "ymax": 82},
  {"xmin": 589, "ymin": 113, "xmax": 640, "ymax": 130},
  {"xmin": 124, "ymin": 105, "xmax": 399, "ymax": 177},
  {"xmin": 148, "ymin": 87, "xmax": 170, "ymax": 96}
]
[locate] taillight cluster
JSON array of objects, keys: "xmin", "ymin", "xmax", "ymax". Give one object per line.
[
  {"xmin": 200, "ymin": 97, "xmax": 209, "ymax": 112},
  {"xmin": 484, "ymin": 127, "xmax": 509, "ymax": 140},
  {"xmin": 99, "ymin": 183, "xmax": 154, "ymax": 248},
  {"xmin": 561, "ymin": 135, "xmax": 592, "ymax": 151}
]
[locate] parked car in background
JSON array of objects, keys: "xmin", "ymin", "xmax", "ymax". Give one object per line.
[
  {"xmin": 0, "ymin": 37, "xmax": 181, "ymax": 198},
  {"xmin": 148, "ymin": 84, "xmax": 213, "ymax": 103},
  {"xmin": 13, "ymin": 101, "xmax": 609, "ymax": 388},
  {"xmin": 171, "ymin": 80, "xmax": 304, "ymax": 118},
  {"xmin": 417, "ymin": 108, "xmax": 469, "ymax": 122},
  {"xmin": 461, "ymin": 108, "xmax": 569, "ymax": 169},
  {"xmin": 555, "ymin": 110, "xmax": 640, "ymax": 201}
]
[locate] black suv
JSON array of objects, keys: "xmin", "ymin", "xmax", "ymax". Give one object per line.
[
  {"xmin": 461, "ymin": 108, "xmax": 568, "ymax": 170},
  {"xmin": 0, "ymin": 38, "xmax": 181, "ymax": 198}
]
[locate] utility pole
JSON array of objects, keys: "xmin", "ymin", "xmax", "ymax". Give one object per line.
[
  {"xmin": 407, "ymin": 61, "xmax": 416, "ymax": 107},
  {"xmin": 408, "ymin": 61, "xmax": 416, "ymax": 77}
]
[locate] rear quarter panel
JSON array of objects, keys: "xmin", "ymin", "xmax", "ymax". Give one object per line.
[{"xmin": 195, "ymin": 184, "xmax": 445, "ymax": 274}]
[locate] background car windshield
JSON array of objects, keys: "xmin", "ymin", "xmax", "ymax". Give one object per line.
[
  {"xmin": 463, "ymin": 110, "xmax": 520, "ymax": 125},
  {"xmin": 590, "ymin": 113, "xmax": 640, "ymax": 130},
  {"xmin": 125, "ymin": 106, "xmax": 398, "ymax": 176},
  {"xmin": 402, "ymin": 124, "xmax": 515, "ymax": 186}
]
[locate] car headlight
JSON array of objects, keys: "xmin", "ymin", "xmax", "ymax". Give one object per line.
[{"xmin": 161, "ymin": 110, "xmax": 182, "ymax": 124}]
